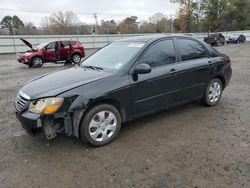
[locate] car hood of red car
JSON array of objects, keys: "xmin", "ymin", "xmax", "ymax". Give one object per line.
[{"xmin": 20, "ymin": 38, "xmax": 33, "ymax": 49}]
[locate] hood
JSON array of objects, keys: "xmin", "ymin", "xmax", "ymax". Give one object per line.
[
  {"xmin": 21, "ymin": 67, "xmax": 113, "ymax": 99},
  {"xmin": 20, "ymin": 38, "xmax": 33, "ymax": 49}
]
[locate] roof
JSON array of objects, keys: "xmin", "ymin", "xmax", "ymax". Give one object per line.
[
  {"xmin": 118, "ymin": 34, "xmax": 194, "ymax": 43},
  {"xmin": 118, "ymin": 35, "xmax": 166, "ymax": 42}
]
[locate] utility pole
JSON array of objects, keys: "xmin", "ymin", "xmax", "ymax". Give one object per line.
[
  {"xmin": 11, "ymin": 21, "xmax": 18, "ymax": 57},
  {"xmin": 93, "ymin": 13, "xmax": 98, "ymax": 35}
]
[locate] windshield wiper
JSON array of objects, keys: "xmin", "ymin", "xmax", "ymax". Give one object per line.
[{"xmin": 82, "ymin": 65, "xmax": 103, "ymax": 70}]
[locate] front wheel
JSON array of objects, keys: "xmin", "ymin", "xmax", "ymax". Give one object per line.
[
  {"xmin": 80, "ymin": 104, "xmax": 121, "ymax": 146},
  {"xmin": 203, "ymin": 78, "xmax": 223, "ymax": 106},
  {"xmin": 31, "ymin": 57, "xmax": 43, "ymax": 68}
]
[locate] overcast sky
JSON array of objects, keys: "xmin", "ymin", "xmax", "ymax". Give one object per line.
[{"xmin": 0, "ymin": 0, "xmax": 180, "ymax": 26}]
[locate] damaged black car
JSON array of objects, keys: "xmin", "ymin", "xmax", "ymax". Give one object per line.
[{"xmin": 14, "ymin": 35, "xmax": 232, "ymax": 146}]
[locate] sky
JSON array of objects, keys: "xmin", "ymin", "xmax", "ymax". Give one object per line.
[{"xmin": 0, "ymin": 0, "xmax": 180, "ymax": 26}]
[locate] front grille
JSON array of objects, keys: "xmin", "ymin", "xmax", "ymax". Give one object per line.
[{"xmin": 15, "ymin": 91, "xmax": 30, "ymax": 111}]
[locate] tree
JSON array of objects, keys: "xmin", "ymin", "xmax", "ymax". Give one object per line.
[
  {"xmin": 139, "ymin": 21, "xmax": 157, "ymax": 33},
  {"xmin": 118, "ymin": 16, "xmax": 139, "ymax": 34},
  {"xmin": 172, "ymin": 0, "xmax": 205, "ymax": 32},
  {"xmin": 99, "ymin": 20, "xmax": 118, "ymax": 34},
  {"xmin": 21, "ymin": 22, "xmax": 39, "ymax": 35},
  {"xmin": 149, "ymin": 13, "xmax": 168, "ymax": 33},
  {"xmin": 41, "ymin": 11, "xmax": 81, "ymax": 35},
  {"xmin": 203, "ymin": 0, "xmax": 230, "ymax": 31},
  {"xmin": 229, "ymin": 0, "xmax": 250, "ymax": 30},
  {"xmin": 0, "ymin": 15, "xmax": 24, "ymax": 35}
]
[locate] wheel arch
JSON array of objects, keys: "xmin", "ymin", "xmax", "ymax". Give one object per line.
[
  {"xmin": 214, "ymin": 75, "xmax": 225, "ymax": 89},
  {"xmin": 32, "ymin": 55, "xmax": 44, "ymax": 62},
  {"xmin": 71, "ymin": 51, "xmax": 82, "ymax": 58},
  {"xmin": 76, "ymin": 99, "xmax": 126, "ymax": 138},
  {"xmin": 84, "ymin": 99, "xmax": 126, "ymax": 123}
]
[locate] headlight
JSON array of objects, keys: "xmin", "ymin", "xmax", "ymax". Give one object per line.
[{"xmin": 29, "ymin": 98, "xmax": 64, "ymax": 115}]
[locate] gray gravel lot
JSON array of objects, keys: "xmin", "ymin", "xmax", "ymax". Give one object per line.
[{"xmin": 0, "ymin": 45, "xmax": 250, "ymax": 188}]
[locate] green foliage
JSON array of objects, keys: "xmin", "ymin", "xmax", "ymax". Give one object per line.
[
  {"xmin": 174, "ymin": 0, "xmax": 250, "ymax": 32},
  {"xmin": 1, "ymin": 15, "xmax": 24, "ymax": 35}
]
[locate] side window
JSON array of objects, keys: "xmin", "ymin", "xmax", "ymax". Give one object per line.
[
  {"xmin": 140, "ymin": 40, "xmax": 176, "ymax": 68},
  {"xmin": 46, "ymin": 42, "xmax": 57, "ymax": 50},
  {"xmin": 70, "ymin": 41, "xmax": 77, "ymax": 46},
  {"xmin": 60, "ymin": 41, "xmax": 70, "ymax": 48},
  {"xmin": 178, "ymin": 39, "xmax": 207, "ymax": 61}
]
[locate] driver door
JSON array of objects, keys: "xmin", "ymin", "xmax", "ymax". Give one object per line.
[{"xmin": 130, "ymin": 39, "xmax": 184, "ymax": 117}]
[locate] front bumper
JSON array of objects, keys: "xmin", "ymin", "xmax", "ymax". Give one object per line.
[
  {"xmin": 17, "ymin": 53, "xmax": 31, "ymax": 64},
  {"xmin": 15, "ymin": 110, "xmax": 41, "ymax": 134}
]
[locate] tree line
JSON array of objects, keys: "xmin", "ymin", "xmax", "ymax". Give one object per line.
[
  {"xmin": 0, "ymin": 11, "xmax": 170, "ymax": 35},
  {"xmin": 174, "ymin": 0, "xmax": 250, "ymax": 32},
  {"xmin": 1, "ymin": 0, "xmax": 250, "ymax": 35}
]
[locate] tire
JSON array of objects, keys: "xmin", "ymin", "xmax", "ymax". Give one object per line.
[
  {"xmin": 28, "ymin": 63, "xmax": 33, "ymax": 68},
  {"xmin": 64, "ymin": 60, "xmax": 72, "ymax": 65},
  {"xmin": 31, "ymin": 56, "xmax": 43, "ymax": 68},
  {"xmin": 203, "ymin": 78, "xmax": 223, "ymax": 106},
  {"xmin": 80, "ymin": 104, "xmax": 121, "ymax": 146},
  {"xmin": 71, "ymin": 53, "xmax": 81, "ymax": 64}
]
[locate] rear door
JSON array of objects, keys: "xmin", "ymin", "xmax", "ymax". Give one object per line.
[
  {"xmin": 44, "ymin": 41, "xmax": 58, "ymax": 62},
  {"xmin": 60, "ymin": 41, "xmax": 71, "ymax": 60},
  {"xmin": 176, "ymin": 38, "xmax": 211, "ymax": 101},
  {"xmin": 130, "ymin": 39, "xmax": 184, "ymax": 117}
]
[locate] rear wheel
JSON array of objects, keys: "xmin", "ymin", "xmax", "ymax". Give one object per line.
[
  {"xmin": 31, "ymin": 57, "xmax": 43, "ymax": 68},
  {"xmin": 80, "ymin": 104, "xmax": 121, "ymax": 146},
  {"xmin": 72, "ymin": 53, "xmax": 81, "ymax": 64},
  {"xmin": 203, "ymin": 78, "xmax": 223, "ymax": 106}
]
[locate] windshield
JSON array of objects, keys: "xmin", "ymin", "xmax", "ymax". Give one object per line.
[
  {"xmin": 36, "ymin": 42, "xmax": 49, "ymax": 49},
  {"xmin": 82, "ymin": 42, "xmax": 145, "ymax": 70}
]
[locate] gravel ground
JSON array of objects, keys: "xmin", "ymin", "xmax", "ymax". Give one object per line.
[{"xmin": 0, "ymin": 45, "xmax": 249, "ymax": 188}]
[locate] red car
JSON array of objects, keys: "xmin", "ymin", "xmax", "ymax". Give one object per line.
[{"xmin": 17, "ymin": 38, "xmax": 85, "ymax": 68}]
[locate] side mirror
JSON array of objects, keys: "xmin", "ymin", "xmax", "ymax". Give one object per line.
[{"xmin": 134, "ymin": 63, "xmax": 151, "ymax": 74}]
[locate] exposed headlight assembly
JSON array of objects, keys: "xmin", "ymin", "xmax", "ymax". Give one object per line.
[{"xmin": 29, "ymin": 98, "xmax": 64, "ymax": 115}]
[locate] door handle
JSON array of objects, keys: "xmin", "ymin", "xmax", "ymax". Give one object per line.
[
  {"xmin": 170, "ymin": 68, "xmax": 177, "ymax": 74},
  {"xmin": 208, "ymin": 61, "xmax": 214, "ymax": 67}
]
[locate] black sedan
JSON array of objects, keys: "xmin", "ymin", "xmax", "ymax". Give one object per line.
[{"xmin": 15, "ymin": 35, "xmax": 232, "ymax": 146}]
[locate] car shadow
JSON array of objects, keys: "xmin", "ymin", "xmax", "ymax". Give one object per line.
[
  {"xmin": 18, "ymin": 63, "xmax": 75, "ymax": 70},
  {"xmin": 24, "ymin": 101, "xmax": 204, "ymax": 150},
  {"xmin": 121, "ymin": 101, "xmax": 202, "ymax": 131}
]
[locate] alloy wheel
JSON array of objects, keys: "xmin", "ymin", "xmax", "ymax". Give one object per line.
[{"xmin": 208, "ymin": 81, "xmax": 221, "ymax": 103}]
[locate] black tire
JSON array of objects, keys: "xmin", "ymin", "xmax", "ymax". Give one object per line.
[
  {"xmin": 71, "ymin": 53, "xmax": 81, "ymax": 64},
  {"xmin": 80, "ymin": 104, "xmax": 121, "ymax": 146},
  {"xmin": 64, "ymin": 60, "xmax": 72, "ymax": 65},
  {"xmin": 203, "ymin": 78, "xmax": 223, "ymax": 106},
  {"xmin": 31, "ymin": 56, "xmax": 43, "ymax": 68},
  {"xmin": 28, "ymin": 63, "xmax": 33, "ymax": 68}
]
